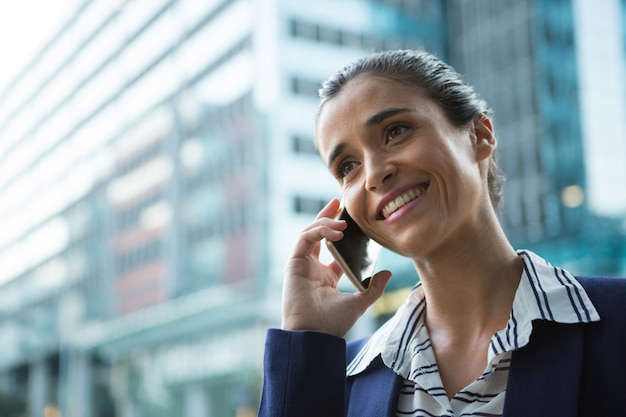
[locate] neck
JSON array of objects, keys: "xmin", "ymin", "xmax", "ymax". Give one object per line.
[{"xmin": 412, "ymin": 217, "xmax": 523, "ymax": 336}]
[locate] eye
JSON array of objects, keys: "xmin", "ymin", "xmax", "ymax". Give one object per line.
[
  {"xmin": 386, "ymin": 124, "xmax": 408, "ymax": 142},
  {"xmin": 336, "ymin": 160, "xmax": 358, "ymax": 179}
]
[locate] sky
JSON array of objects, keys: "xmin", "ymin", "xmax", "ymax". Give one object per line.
[{"xmin": 0, "ymin": 1, "xmax": 72, "ymax": 94}]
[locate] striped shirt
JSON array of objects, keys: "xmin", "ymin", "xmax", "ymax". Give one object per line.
[{"xmin": 347, "ymin": 250, "xmax": 600, "ymax": 417}]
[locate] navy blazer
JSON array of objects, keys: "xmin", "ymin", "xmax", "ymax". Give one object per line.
[{"xmin": 258, "ymin": 276, "xmax": 626, "ymax": 417}]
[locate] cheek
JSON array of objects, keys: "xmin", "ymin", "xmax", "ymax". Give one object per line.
[
  {"xmin": 342, "ymin": 187, "xmax": 363, "ymax": 219},
  {"xmin": 342, "ymin": 185, "xmax": 381, "ymax": 243}
]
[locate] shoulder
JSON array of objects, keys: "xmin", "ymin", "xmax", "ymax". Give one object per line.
[
  {"xmin": 346, "ymin": 335, "xmax": 371, "ymax": 364},
  {"xmin": 577, "ymin": 275, "xmax": 626, "ymax": 289},
  {"xmin": 576, "ymin": 276, "xmax": 626, "ymax": 316},
  {"xmin": 576, "ymin": 276, "xmax": 626, "ymax": 346}
]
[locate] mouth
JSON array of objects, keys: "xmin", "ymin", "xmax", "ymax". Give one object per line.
[{"xmin": 380, "ymin": 183, "xmax": 429, "ymax": 220}]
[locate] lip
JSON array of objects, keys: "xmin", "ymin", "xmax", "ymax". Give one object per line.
[{"xmin": 376, "ymin": 182, "xmax": 430, "ymax": 221}]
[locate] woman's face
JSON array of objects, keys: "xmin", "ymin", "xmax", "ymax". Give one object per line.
[{"xmin": 316, "ymin": 75, "xmax": 495, "ymax": 258}]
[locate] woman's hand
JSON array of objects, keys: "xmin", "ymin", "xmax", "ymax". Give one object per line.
[{"xmin": 281, "ymin": 199, "xmax": 392, "ymax": 338}]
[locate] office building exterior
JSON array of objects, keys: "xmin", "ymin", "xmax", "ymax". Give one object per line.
[
  {"xmin": 1, "ymin": 0, "xmax": 625, "ymax": 415},
  {"xmin": 448, "ymin": 0, "xmax": 626, "ymax": 275},
  {"xmin": 0, "ymin": 1, "xmax": 446, "ymax": 416}
]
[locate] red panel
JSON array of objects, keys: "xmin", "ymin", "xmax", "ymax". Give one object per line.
[{"xmin": 116, "ymin": 259, "xmax": 168, "ymax": 314}]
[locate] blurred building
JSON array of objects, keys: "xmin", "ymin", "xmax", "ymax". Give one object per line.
[
  {"xmin": 0, "ymin": 0, "xmax": 445, "ymax": 416},
  {"xmin": 448, "ymin": 0, "xmax": 626, "ymax": 275}
]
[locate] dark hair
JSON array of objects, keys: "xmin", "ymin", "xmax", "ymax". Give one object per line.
[{"xmin": 316, "ymin": 49, "xmax": 505, "ymax": 210}]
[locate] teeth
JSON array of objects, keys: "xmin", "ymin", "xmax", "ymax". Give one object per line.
[{"xmin": 382, "ymin": 186, "xmax": 427, "ymax": 219}]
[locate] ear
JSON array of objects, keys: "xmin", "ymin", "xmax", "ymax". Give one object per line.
[{"xmin": 472, "ymin": 114, "xmax": 496, "ymax": 162}]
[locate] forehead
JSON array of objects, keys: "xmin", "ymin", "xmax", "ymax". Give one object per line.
[
  {"xmin": 320, "ymin": 75, "xmax": 421, "ymax": 117},
  {"xmin": 315, "ymin": 75, "xmax": 435, "ymax": 157}
]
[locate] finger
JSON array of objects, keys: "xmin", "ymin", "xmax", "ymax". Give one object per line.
[
  {"xmin": 315, "ymin": 198, "xmax": 342, "ymax": 221},
  {"xmin": 333, "ymin": 270, "xmax": 391, "ymax": 329},
  {"xmin": 359, "ymin": 270, "xmax": 392, "ymax": 305},
  {"xmin": 300, "ymin": 216, "xmax": 347, "ymax": 235},
  {"xmin": 292, "ymin": 214, "xmax": 347, "ymax": 259},
  {"xmin": 292, "ymin": 224, "xmax": 344, "ymax": 259}
]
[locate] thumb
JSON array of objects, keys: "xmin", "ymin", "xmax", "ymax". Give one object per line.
[{"xmin": 361, "ymin": 270, "xmax": 392, "ymax": 304}]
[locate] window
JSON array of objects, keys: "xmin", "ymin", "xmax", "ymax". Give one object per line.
[
  {"xmin": 291, "ymin": 77, "xmax": 321, "ymax": 97},
  {"xmin": 292, "ymin": 134, "xmax": 318, "ymax": 155},
  {"xmin": 290, "ymin": 20, "xmax": 318, "ymax": 40},
  {"xmin": 293, "ymin": 196, "xmax": 327, "ymax": 214},
  {"xmin": 288, "ymin": 17, "xmax": 429, "ymax": 52}
]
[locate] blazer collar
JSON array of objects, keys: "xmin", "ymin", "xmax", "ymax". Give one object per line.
[
  {"xmin": 504, "ymin": 320, "xmax": 585, "ymax": 417},
  {"xmin": 346, "ymin": 356, "xmax": 402, "ymax": 417},
  {"xmin": 347, "ymin": 320, "xmax": 585, "ymax": 417}
]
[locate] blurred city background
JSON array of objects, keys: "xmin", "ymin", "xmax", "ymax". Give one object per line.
[{"xmin": 0, "ymin": 0, "xmax": 625, "ymax": 416}]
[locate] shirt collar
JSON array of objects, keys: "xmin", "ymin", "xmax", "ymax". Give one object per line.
[{"xmin": 347, "ymin": 249, "xmax": 600, "ymax": 377}]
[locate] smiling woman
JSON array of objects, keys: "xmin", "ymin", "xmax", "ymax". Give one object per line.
[
  {"xmin": 258, "ymin": 49, "xmax": 626, "ymax": 417},
  {"xmin": 314, "ymin": 74, "xmax": 496, "ymax": 260},
  {"xmin": 316, "ymin": 50, "xmax": 505, "ymax": 212}
]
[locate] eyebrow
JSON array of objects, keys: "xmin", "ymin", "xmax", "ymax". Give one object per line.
[
  {"xmin": 326, "ymin": 142, "xmax": 347, "ymax": 167},
  {"xmin": 366, "ymin": 107, "xmax": 412, "ymax": 127},
  {"xmin": 326, "ymin": 107, "xmax": 412, "ymax": 167}
]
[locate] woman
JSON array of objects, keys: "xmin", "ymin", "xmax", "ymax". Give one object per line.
[{"xmin": 258, "ymin": 49, "xmax": 626, "ymax": 417}]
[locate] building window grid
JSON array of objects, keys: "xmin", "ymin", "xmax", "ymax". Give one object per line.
[
  {"xmin": 1, "ymin": 143, "xmax": 216, "ymax": 308},
  {"xmin": 115, "ymin": 240, "xmax": 162, "ymax": 276},
  {"xmin": 0, "ymin": 198, "xmax": 106, "ymax": 314},
  {"xmin": 182, "ymin": 94, "xmax": 254, "ymax": 194},
  {"xmin": 115, "ymin": 193, "xmax": 163, "ymax": 232},
  {"xmin": 115, "ymin": 141, "xmax": 163, "ymax": 176},
  {"xmin": 0, "ymin": 0, "xmax": 243, "ymax": 197},
  {"xmin": 292, "ymin": 134, "xmax": 318, "ymax": 156},
  {"xmin": 183, "ymin": 200, "xmax": 252, "ymax": 246},
  {"xmin": 369, "ymin": 0, "xmax": 434, "ymax": 15},
  {"xmin": 179, "ymin": 92, "xmax": 258, "ymax": 251},
  {"xmin": 0, "ymin": 268, "xmax": 81, "ymax": 321},
  {"xmin": 293, "ymin": 196, "xmax": 327, "ymax": 215},
  {"xmin": 533, "ymin": 2, "xmax": 583, "ymax": 240},
  {"xmin": 0, "ymin": 0, "xmax": 174, "ymax": 153},
  {"xmin": 0, "ymin": 39, "xmax": 254, "ymax": 298},
  {"xmin": 290, "ymin": 77, "xmax": 321, "ymax": 97},
  {"xmin": 289, "ymin": 19, "xmax": 424, "ymax": 52},
  {"xmin": 12, "ymin": 37, "xmax": 251, "ymax": 209}
]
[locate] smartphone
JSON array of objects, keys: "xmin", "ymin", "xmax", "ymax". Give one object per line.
[{"xmin": 326, "ymin": 206, "xmax": 381, "ymax": 292}]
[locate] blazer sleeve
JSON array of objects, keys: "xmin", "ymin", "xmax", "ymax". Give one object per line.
[{"xmin": 258, "ymin": 328, "xmax": 348, "ymax": 417}]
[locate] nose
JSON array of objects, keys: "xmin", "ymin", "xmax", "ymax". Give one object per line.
[{"xmin": 364, "ymin": 152, "xmax": 395, "ymax": 191}]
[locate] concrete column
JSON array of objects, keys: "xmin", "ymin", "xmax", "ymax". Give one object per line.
[
  {"xmin": 120, "ymin": 402, "xmax": 141, "ymax": 417},
  {"xmin": 63, "ymin": 350, "xmax": 92, "ymax": 417},
  {"xmin": 28, "ymin": 359, "xmax": 49, "ymax": 417},
  {"xmin": 185, "ymin": 383, "xmax": 209, "ymax": 417},
  {"xmin": 111, "ymin": 363, "xmax": 141, "ymax": 417}
]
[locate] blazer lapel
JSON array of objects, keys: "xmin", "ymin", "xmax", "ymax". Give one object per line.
[
  {"xmin": 346, "ymin": 356, "xmax": 402, "ymax": 417},
  {"xmin": 503, "ymin": 320, "xmax": 585, "ymax": 417}
]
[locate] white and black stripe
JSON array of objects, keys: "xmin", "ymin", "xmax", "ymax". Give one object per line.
[{"xmin": 347, "ymin": 250, "xmax": 600, "ymax": 417}]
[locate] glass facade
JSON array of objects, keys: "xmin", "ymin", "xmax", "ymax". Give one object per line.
[
  {"xmin": 448, "ymin": 0, "xmax": 626, "ymax": 276},
  {"xmin": 0, "ymin": 0, "xmax": 447, "ymax": 416}
]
